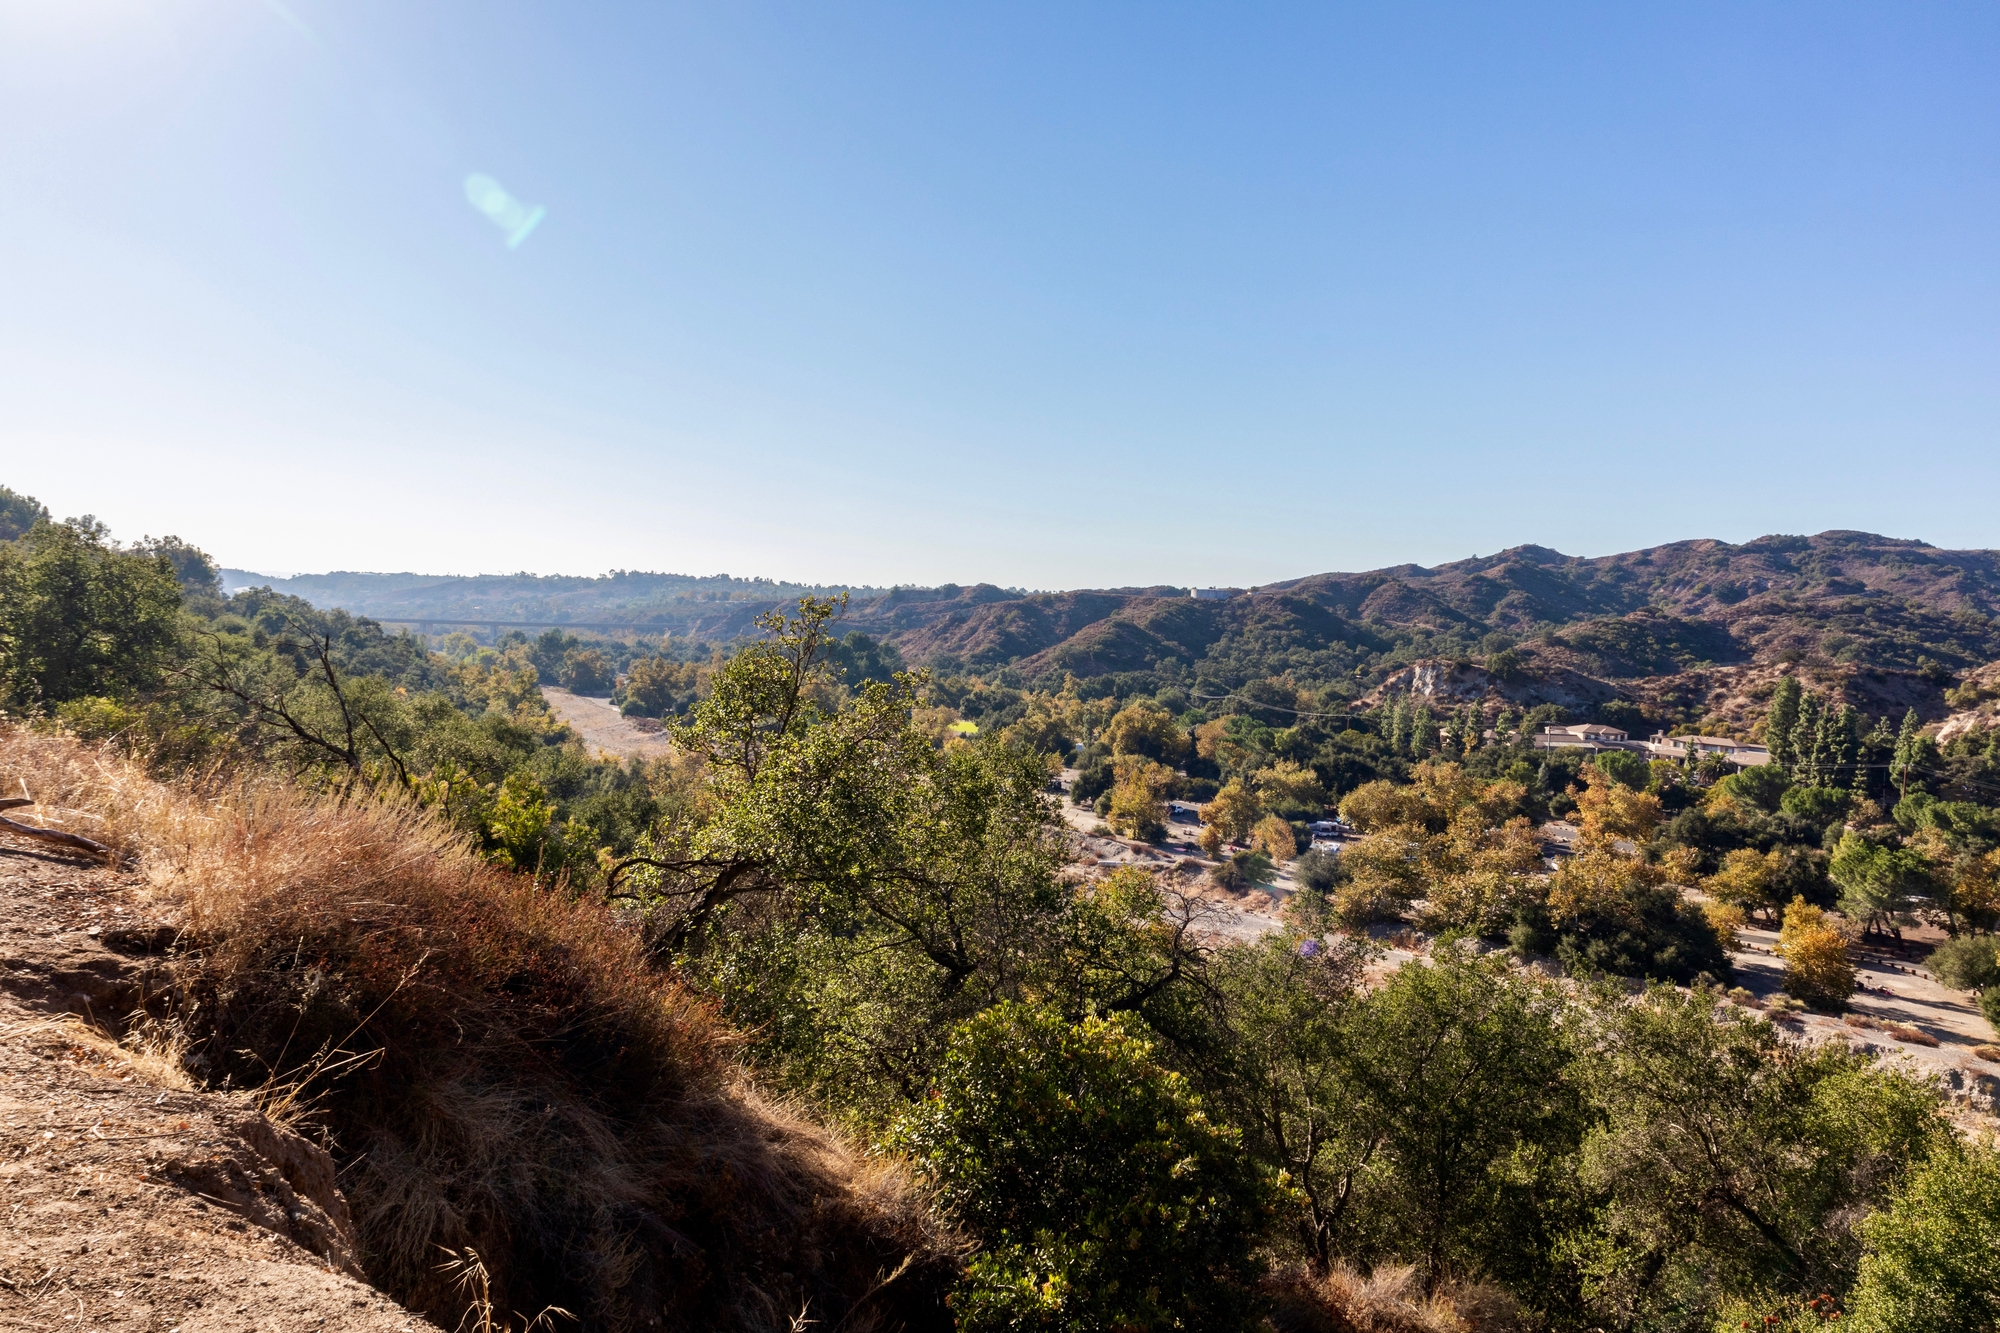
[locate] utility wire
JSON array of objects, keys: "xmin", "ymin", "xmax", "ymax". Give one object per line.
[{"xmin": 1191, "ymin": 692, "xmax": 1367, "ymax": 722}]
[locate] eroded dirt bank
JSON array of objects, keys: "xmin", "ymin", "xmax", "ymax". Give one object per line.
[{"xmin": 0, "ymin": 846, "xmax": 437, "ymax": 1333}]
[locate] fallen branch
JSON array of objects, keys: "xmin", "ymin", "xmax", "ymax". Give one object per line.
[{"xmin": 0, "ymin": 808, "xmax": 110, "ymax": 856}]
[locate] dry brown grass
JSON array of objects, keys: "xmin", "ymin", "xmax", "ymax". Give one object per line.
[
  {"xmin": 0, "ymin": 1013, "xmax": 198, "ymax": 1092},
  {"xmin": 1263, "ymin": 1263, "xmax": 1534, "ymax": 1333},
  {"xmin": 0, "ymin": 726, "xmax": 958, "ymax": 1333}
]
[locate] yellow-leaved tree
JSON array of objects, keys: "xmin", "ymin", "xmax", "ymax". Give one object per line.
[
  {"xmin": 1200, "ymin": 778, "xmax": 1263, "ymax": 844},
  {"xmin": 1104, "ymin": 702, "xmax": 1189, "ymax": 764},
  {"xmin": 1107, "ymin": 755, "xmax": 1174, "ymax": 841},
  {"xmin": 1255, "ymin": 759, "xmax": 1328, "ymax": 818},
  {"xmin": 1249, "ymin": 814, "xmax": 1299, "ymax": 862},
  {"xmin": 1330, "ymin": 763, "xmax": 1541, "ymax": 931},
  {"xmin": 1776, "ymin": 896, "xmax": 1854, "ymax": 1010}
]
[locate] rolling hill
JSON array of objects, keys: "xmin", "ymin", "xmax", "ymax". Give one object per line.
[{"xmin": 233, "ymin": 531, "xmax": 2000, "ymax": 732}]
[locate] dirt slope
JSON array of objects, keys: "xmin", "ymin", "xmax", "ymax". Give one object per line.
[{"xmin": 0, "ymin": 844, "xmax": 437, "ymax": 1333}]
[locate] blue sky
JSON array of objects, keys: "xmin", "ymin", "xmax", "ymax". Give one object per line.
[{"xmin": 3, "ymin": 1, "xmax": 1995, "ymax": 588}]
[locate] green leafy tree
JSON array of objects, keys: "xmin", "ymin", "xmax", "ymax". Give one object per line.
[
  {"xmin": 1847, "ymin": 1141, "xmax": 2000, "ymax": 1332},
  {"xmin": 130, "ymin": 534, "xmax": 222, "ymax": 599},
  {"xmin": 1336, "ymin": 952, "xmax": 1582, "ymax": 1286},
  {"xmin": 1792, "ymin": 691, "xmax": 1825, "ymax": 784},
  {"xmin": 1829, "ymin": 833, "xmax": 1935, "ymax": 940},
  {"xmin": 0, "ymin": 520, "xmax": 183, "ymax": 708},
  {"xmin": 1204, "ymin": 932, "xmax": 1378, "ymax": 1267},
  {"xmin": 0, "ymin": 485, "xmax": 50, "ymax": 541},
  {"xmin": 1593, "ymin": 747, "xmax": 1650, "ymax": 790},
  {"xmin": 1410, "ymin": 702, "xmax": 1434, "ymax": 757},
  {"xmin": 1569, "ymin": 984, "xmax": 1947, "ymax": 1320},
  {"xmin": 1890, "ymin": 707, "xmax": 1923, "ymax": 800},
  {"xmin": 891, "ymin": 1003, "xmax": 1275, "ymax": 1333},
  {"xmin": 627, "ymin": 598, "xmax": 1212, "ymax": 1110},
  {"xmin": 558, "ymin": 646, "xmax": 613, "ymax": 694}
]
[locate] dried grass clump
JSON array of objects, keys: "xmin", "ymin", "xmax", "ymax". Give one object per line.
[
  {"xmin": 0, "ymin": 724, "xmax": 188, "ymax": 862},
  {"xmin": 0, "ymin": 727, "xmax": 958, "ymax": 1333},
  {"xmin": 1882, "ymin": 1022, "xmax": 1940, "ymax": 1047},
  {"xmin": 0, "ymin": 1013, "xmax": 198, "ymax": 1092},
  {"xmin": 1262, "ymin": 1263, "xmax": 1534, "ymax": 1333}
]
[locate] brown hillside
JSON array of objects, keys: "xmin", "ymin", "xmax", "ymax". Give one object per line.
[{"xmin": 0, "ymin": 729, "xmax": 959, "ymax": 1333}]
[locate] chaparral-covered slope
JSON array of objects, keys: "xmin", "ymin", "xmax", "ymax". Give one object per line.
[{"xmin": 246, "ymin": 532, "xmax": 2000, "ymax": 726}]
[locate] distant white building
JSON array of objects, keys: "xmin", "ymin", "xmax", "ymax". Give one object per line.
[
  {"xmin": 1532, "ymin": 723, "xmax": 1768, "ymax": 768},
  {"xmin": 1192, "ymin": 587, "xmax": 1240, "ymax": 600},
  {"xmin": 1534, "ymin": 723, "xmax": 1630, "ymax": 750},
  {"xmin": 1642, "ymin": 733, "xmax": 1771, "ymax": 767}
]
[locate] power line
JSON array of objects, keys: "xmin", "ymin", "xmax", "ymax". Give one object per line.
[{"xmin": 1192, "ymin": 692, "xmax": 1364, "ymax": 722}]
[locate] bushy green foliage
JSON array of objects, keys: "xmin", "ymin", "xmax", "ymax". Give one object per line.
[
  {"xmin": 1593, "ymin": 747, "xmax": 1650, "ymax": 789},
  {"xmin": 1928, "ymin": 935, "xmax": 2000, "ymax": 991},
  {"xmin": 1713, "ymin": 763, "xmax": 1793, "ymax": 811},
  {"xmin": 1572, "ymin": 985, "xmax": 1946, "ymax": 1317},
  {"xmin": 1847, "ymin": 1142, "xmax": 2000, "ymax": 1332},
  {"xmin": 891, "ymin": 1003, "xmax": 1275, "ymax": 1332},
  {"xmin": 1830, "ymin": 833, "xmax": 1936, "ymax": 936},
  {"xmin": 1780, "ymin": 783, "xmax": 1851, "ymax": 826},
  {"xmin": 0, "ymin": 519, "xmax": 183, "ymax": 708},
  {"xmin": 0, "ymin": 485, "xmax": 51, "ymax": 541}
]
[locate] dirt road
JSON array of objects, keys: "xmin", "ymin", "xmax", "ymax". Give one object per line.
[{"xmin": 541, "ymin": 688, "xmax": 675, "ymax": 761}]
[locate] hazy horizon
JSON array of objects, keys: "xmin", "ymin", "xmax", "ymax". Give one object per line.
[{"xmin": 7, "ymin": 2, "xmax": 1997, "ymax": 585}]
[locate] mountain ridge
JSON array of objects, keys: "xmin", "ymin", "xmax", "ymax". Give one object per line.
[{"xmin": 227, "ymin": 532, "xmax": 2000, "ymax": 718}]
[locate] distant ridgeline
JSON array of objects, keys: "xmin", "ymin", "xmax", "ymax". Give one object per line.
[{"xmin": 228, "ymin": 531, "xmax": 2000, "ymax": 731}]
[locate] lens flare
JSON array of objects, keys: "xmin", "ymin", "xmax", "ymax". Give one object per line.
[{"xmin": 463, "ymin": 173, "xmax": 545, "ymax": 250}]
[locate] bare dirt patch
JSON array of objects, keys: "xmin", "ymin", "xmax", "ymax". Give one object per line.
[
  {"xmin": 0, "ymin": 845, "xmax": 437, "ymax": 1332},
  {"xmin": 540, "ymin": 686, "xmax": 675, "ymax": 761}
]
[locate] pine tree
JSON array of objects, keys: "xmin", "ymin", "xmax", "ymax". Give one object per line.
[
  {"xmin": 1830, "ymin": 704, "xmax": 1861, "ymax": 792},
  {"xmin": 1890, "ymin": 707, "xmax": 1921, "ymax": 800},
  {"xmin": 1793, "ymin": 691, "xmax": 1824, "ymax": 786},
  {"xmin": 1388, "ymin": 698, "xmax": 1409, "ymax": 754},
  {"xmin": 1411, "ymin": 703, "xmax": 1434, "ymax": 757},
  {"xmin": 1765, "ymin": 676, "xmax": 1803, "ymax": 770}
]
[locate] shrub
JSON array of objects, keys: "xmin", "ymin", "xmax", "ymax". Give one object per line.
[
  {"xmin": 1930, "ymin": 935, "xmax": 2000, "ymax": 991},
  {"xmin": 891, "ymin": 1003, "xmax": 1275, "ymax": 1333},
  {"xmin": 1211, "ymin": 849, "xmax": 1276, "ymax": 892},
  {"xmin": 1882, "ymin": 1023, "xmax": 1939, "ymax": 1048},
  {"xmin": 1292, "ymin": 846, "xmax": 1344, "ymax": 897}
]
